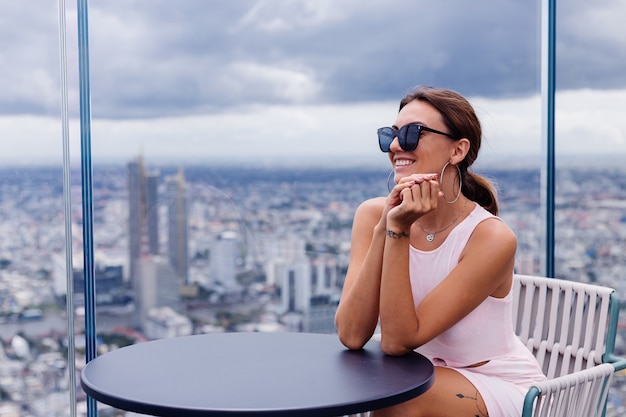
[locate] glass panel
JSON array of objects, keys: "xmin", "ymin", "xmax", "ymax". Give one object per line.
[
  {"xmin": 0, "ymin": 2, "xmax": 76, "ymax": 416},
  {"xmin": 85, "ymin": 1, "xmax": 545, "ymax": 335},
  {"xmin": 83, "ymin": 1, "xmax": 549, "ymax": 414},
  {"xmin": 554, "ymin": 2, "xmax": 626, "ymax": 411}
]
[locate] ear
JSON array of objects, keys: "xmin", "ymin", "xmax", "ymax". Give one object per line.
[{"xmin": 450, "ymin": 138, "xmax": 470, "ymax": 165}]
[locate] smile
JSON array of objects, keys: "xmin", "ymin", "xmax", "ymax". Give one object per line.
[{"xmin": 395, "ymin": 159, "xmax": 414, "ymax": 167}]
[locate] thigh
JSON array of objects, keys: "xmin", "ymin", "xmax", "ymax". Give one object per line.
[{"xmin": 371, "ymin": 367, "xmax": 489, "ymax": 417}]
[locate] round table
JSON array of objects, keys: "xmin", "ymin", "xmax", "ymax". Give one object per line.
[{"xmin": 81, "ymin": 332, "xmax": 434, "ymax": 417}]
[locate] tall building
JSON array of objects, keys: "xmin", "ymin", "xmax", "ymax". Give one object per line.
[
  {"xmin": 311, "ymin": 256, "xmax": 338, "ymax": 295},
  {"xmin": 145, "ymin": 172, "xmax": 159, "ymax": 255},
  {"xmin": 134, "ymin": 255, "xmax": 181, "ymax": 331},
  {"xmin": 127, "ymin": 156, "xmax": 159, "ymax": 285},
  {"xmin": 263, "ymin": 236, "xmax": 339, "ymax": 333},
  {"xmin": 165, "ymin": 168, "xmax": 189, "ymax": 286},
  {"xmin": 262, "ymin": 235, "xmax": 307, "ymax": 286},
  {"xmin": 280, "ymin": 260, "xmax": 311, "ymax": 313},
  {"xmin": 211, "ymin": 231, "xmax": 239, "ymax": 289}
]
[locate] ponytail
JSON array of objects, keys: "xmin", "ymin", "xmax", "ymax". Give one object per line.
[{"xmin": 462, "ymin": 170, "xmax": 498, "ymax": 216}]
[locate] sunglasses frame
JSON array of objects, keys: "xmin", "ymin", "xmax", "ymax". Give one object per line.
[{"xmin": 377, "ymin": 123, "xmax": 456, "ymax": 152}]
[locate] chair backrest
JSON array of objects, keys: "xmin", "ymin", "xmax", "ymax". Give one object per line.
[{"xmin": 512, "ymin": 274, "xmax": 618, "ymax": 379}]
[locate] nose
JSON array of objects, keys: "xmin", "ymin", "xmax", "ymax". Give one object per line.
[{"xmin": 388, "ymin": 135, "xmax": 402, "ymax": 153}]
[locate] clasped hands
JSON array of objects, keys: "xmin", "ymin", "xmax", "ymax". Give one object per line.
[{"xmin": 384, "ymin": 173, "xmax": 444, "ymax": 232}]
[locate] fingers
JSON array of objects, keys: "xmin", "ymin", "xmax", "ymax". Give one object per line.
[
  {"xmin": 387, "ymin": 174, "xmax": 440, "ymax": 221},
  {"xmin": 397, "ymin": 173, "xmax": 437, "ymax": 186},
  {"xmin": 393, "ymin": 174, "xmax": 437, "ymax": 199},
  {"xmin": 407, "ymin": 183, "xmax": 438, "ymax": 212},
  {"xmin": 387, "ymin": 178, "xmax": 439, "ymax": 230}
]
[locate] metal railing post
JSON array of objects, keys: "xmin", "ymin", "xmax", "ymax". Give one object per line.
[
  {"xmin": 540, "ymin": 0, "xmax": 556, "ymax": 277},
  {"xmin": 76, "ymin": 0, "xmax": 98, "ymax": 416}
]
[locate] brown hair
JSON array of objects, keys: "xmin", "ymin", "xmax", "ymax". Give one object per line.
[{"xmin": 399, "ymin": 85, "xmax": 498, "ymax": 215}]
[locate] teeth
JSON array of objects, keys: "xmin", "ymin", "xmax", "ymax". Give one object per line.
[{"xmin": 395, "ymin": 160, "xmax": 413, "ymax": 166}]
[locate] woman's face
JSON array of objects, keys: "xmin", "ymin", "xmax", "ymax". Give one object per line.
[{"xmin": 389, "ymin": 99, "xmax": 454, "ymax": 180}]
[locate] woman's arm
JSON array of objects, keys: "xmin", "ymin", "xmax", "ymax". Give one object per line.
[
  {"xmin": 335, "ymin": 197, "xmax": 386, "ymax": 350},
  {"xmin": 379, "ymin": 217, "xmax": 517, "ymax": 355},
  {"xmin": 336, "ymin": 175, "xmax": 434, "ymax": 350}
]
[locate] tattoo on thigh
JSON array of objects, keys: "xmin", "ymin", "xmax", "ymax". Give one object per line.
[{"xmin": 456, "ymin": 391, "xmax": 488, "ymax": 417}]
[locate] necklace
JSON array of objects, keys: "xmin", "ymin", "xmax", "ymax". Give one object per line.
[{"xmin": 416, "ymin": 198, "xmax": 469, "ymax": 242}]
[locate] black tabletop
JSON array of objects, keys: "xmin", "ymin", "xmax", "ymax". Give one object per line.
[{"xmin": 81, "ymin": 332, "xmax": 434, "ymax": 417}]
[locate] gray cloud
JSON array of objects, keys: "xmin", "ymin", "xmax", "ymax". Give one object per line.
[
  {"xmin": 1, "ymin": 0, "xmax": 625, "ymax": 120},
  {"xmin": 0, "ymin": 3, "xmax": 61, "ymax": 116},
  {"xmin": 557, "ymin": 1, "xmax": 626, "ymax": 90}
]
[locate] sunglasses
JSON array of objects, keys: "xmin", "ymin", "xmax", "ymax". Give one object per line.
[{"xmin": 377, "ymin": 123, "xmax": 456, "ymax": 152}]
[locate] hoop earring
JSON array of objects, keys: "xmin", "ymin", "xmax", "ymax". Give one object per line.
[
  {"xmin": 440, "ymin": 162, "xmax": 462, "ymax": 204},
  {"xmin": 387, "ymin": 170, "xmax": 395, "ymax": 193}
]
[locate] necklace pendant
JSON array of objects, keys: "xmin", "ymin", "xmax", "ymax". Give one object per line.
[{"xmin": 426, "ymin": 234, "xmax": 435, "ymax": 242}]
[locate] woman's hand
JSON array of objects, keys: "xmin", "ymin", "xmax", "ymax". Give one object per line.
[{"xmin": 386, "ymin": 173, "xmax": 441, "ymax": 231}]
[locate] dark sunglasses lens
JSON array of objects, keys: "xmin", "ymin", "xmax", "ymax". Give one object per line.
[
  {"xmin": 377, "ymin": 125, "xmax": 421, "ymax": 152},
  {"xmin": 377, "ymin": 128, "xmax": 395, "ymax": 152},
  {"xmin": 400, "ymin": 125, "xmax": 420, "ymax": 151}
]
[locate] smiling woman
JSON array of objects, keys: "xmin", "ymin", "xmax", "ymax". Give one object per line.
[{"xmin": 335, "ymin": 86, "xmax": 547, "ymax": 417}]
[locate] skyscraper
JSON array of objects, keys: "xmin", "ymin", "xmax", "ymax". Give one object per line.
[
  {"xmin": 134, "ymin": 255, "xmax": 181, "ymax": 331},
  {"xmin": 280, "ymin": 260, "xmax": 311, "ymax": 313},
  {"xmin": 166, "ymin": 168, "xmax": 189, "ymax": 285},
  {"xmin": 145, "ymin": 171, "xmax": 159, "ymax": 255},
  {"xmin": 127, "ymin": 156, "xmax": 159, "ymax": 285},
  {"xmin": 211, "ymin": 231, "xmax": 239, "ymax": 289}
]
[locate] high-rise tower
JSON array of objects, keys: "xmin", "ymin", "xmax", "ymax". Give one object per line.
[
  {"xmin": 127, "ymin": 156, "xmax": 159, "ymax": 285},
  {"xmin": 134, "ymin": 255, "xmax": 181, "ymax": 331},
  {"xmin": 211, "ymin": 231, "xmax": 238, "ymax": 289},
  {"xmin": 166, "ymin": 168, "xmax": 189, "ymax": 286}
]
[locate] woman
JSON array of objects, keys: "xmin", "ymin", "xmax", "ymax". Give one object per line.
[{"xmin": 335, "ymin": 86, "xmax": 546, "ymax": 417}]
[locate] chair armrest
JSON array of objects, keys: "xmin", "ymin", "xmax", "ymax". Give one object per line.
[
  {"xmin": 603, "ymin": 353, "xmax": 626, "ymax": 372},
  {"xmin": 522, "ymin": 363, "xmax": 615, "ymax": 417}
]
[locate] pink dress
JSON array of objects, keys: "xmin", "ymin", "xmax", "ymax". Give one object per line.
[{"xmin": 409, "ymin": 203, "xmax": 546, "ymax": 416}]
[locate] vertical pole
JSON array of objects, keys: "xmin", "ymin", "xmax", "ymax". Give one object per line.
[
  {"xmin": 57, "ymin": 1, "xmax": 77, "ymax": 417},
  {"xmin": 76, "ymin": 0, "xmax": 98, "ymax": 416},
  {"xmin": 540, "ymin": 0, "xmax": 556, "ymax": 277}
]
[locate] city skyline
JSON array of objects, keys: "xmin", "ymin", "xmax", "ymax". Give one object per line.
[{"xmin": 2, "ymin": 162, "xmax": 626, "ymax": 415}]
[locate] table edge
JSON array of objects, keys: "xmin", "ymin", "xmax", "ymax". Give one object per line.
[{"xmin": 80, "ymin": 333, "xmax": 435, "ymax": 417}]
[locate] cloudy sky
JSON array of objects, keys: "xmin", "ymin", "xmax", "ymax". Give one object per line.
[{"xmin": 1, "ymin": 1, "xmax": 625, "ymax": 167}]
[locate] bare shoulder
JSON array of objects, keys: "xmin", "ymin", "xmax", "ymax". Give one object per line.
[
  {"xmin": 459, "ymin": 214, "xmax": 517, "ymax": 297},
  {"xmin": 467, "ymin": 215, "xmax": 517, "ymax": 257},
  {"xmin": 354, "ymin": 197, "xmax": 386, "ymax": 222},
  {"xmin": 479, "ymin": 216, "xmax": 516, "ymax": 240},
  {"xmin": 358, "ymin": 196, "xmax": 386, "ymax": 210},
  {"xmin": 349, "ymin": 197, "xmax": 386, "ymax": 241}
]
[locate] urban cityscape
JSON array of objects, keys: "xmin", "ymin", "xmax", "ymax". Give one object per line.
[{"xmin": 1, "ymin": 158, "xmax": 625, "ymax": 416}]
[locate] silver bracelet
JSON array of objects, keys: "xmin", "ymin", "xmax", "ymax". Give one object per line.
[{"xmin": 386, "ymin": 229, "xmax": 410, "ymax": 239}]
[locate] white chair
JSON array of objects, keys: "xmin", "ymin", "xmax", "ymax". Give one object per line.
[
  {"xmin": 345, "ymin": 274, "xmax": 625, "ymax": 417},
  {"xmin": 514, "ymin": 274, "xmax": 626, "ymax": 417}
]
